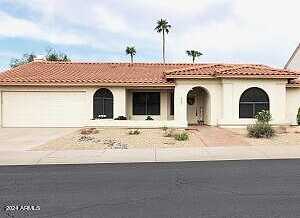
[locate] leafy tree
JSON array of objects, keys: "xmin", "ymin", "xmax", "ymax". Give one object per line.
[
  {"xmin": 125, "ymin": 46, "xmax": 136, "ymax": 64},
  {"xmin": 186, "ymin": 50, "xmax": 203, "ymax": 63},
  {"xmin": 45, "ymin": 48, "xmax": 70, "ymax": 62},
  {"xmin": 155, "ymin": 19, "xmax": 171, "ymax": 64},
  {"xmin": 10, "ymin": 53, "xmax": 36, "ymax": 68},
  {"xmin": 10, "ymin": 48, "xmax": 70, "ymax": 68}
]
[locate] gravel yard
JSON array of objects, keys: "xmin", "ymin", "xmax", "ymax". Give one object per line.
[
  {"xmin": 229, "ymin": 127, "xmax": 300, "ymax": 146},
  {"xmin": 32, "ymin": 126, "xmax": 300, "ymax": 151},
  {"xmin": 33, "ymin": 128, "xmax": 204, "ymax": 150}
]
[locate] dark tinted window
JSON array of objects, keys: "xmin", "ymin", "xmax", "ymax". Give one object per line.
[
  {"xmin": 239, "ymin": 88, "xmax": 269, "ymax": 118},
  {"xmin": 93, "ymin": 88, "xmax": 113, "ymax": 119},
  {"xmin": 133, "ymin": 92, "xmax": 160, "ymax": 115}
]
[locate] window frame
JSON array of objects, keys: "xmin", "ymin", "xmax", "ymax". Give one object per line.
[
  {"xmin": 239, "ymin": 87, "xmax": 269, "ymax": 119},
  {"xmin": 93, "ymin": 88, "xmax": 113, "ymax": 119},
  {"xmin": 132, "ymin": 92, "xmax": 161, "ymax": 116}
]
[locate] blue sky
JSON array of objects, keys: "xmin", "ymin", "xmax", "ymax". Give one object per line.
[{"xmin": 0, "ymin": 0, "xmax": 299, "ymax": 71}]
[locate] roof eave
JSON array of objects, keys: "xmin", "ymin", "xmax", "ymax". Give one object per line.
[
  {"xmin": 165, "ymin": 75, "xmax": 216, "ymax": 79},
  {"xmin": 217, "ymin": 75, "xmax": 298, "ymax": 79},
  {"xmin": 286, "ymin": 83, "xmax": 300, "ymax": 88},
  {"xmin": 0, "ymin": 82, "xmax": 175, "ymax": 87}
]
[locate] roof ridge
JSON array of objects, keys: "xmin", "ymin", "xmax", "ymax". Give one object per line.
[
  {"xmin": 165, "ymin": 64, "xmax": 225, "ymax": 75},
  {"xmin": 34, "ymin": 61, "xmax": 209, "ymax": 66}
]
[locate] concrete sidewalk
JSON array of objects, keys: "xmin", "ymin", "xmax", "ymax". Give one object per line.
[{"xmin": 1, "ymin": 145, "xmax": 300, "ymax": 165}]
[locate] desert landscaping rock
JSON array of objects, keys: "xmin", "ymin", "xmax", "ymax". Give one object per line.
[
  {"xmin": 32, "ymin": 126, "xmax": 300, "ymax": 151},
  {"xmin": 33, "ymin": 128, "xmax": 205, "ymax": 150}
]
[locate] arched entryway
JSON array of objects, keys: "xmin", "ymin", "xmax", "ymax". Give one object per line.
[
  {"xmin": 186, "ymin": 87, "xmax": 210, "ymax": 125},
  {"xmin": 239, "ymin": 87, "xmax": 269, "ymax": 118},
  {"xmin": 93, "ymin": 88, "xmax": 113, "ymax": 119}
]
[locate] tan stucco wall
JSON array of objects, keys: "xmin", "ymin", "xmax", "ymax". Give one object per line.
[
  {"xmin": 174, "ymin": 79, "xmax": 222, "ymax": 127},
  {"xmin": 0, "ymin": 78, "xmax": 296, "ymax": 128},
  {"xmin": 0, "ymin": 86, "xmax": 177, "ymax": 128},
  {"xmin": 86, "ymin": 87, "xmax": 127, "ymax": 120},
  {"xmin": 286, "ymin": 87, "xmax": 300, "ymax": 125},
  {"xmin": 173, "ymin": 78, "xmax": 289, "ymax": 127},
  {"xmin": 219, "ymin": 79, "xmax": 288, "ymax": 126}
]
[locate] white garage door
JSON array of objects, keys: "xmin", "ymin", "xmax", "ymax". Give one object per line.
[{"xmin": 2, "ymin": 91, "xmax": 86, "ymax": 127}]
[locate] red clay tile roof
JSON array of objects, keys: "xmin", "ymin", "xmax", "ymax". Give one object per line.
[
  {"xmin": 0, "ymin": 61, "xmax": 298, "ymax": 87},
  {"xmin": 165, "ymin": 64, "xmax": 299, "ymax": 79}
]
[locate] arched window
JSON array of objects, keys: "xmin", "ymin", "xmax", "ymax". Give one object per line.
[
  {"xmin": 93, "ymin": 88, "xmax": 113, "ymax": 119},
  {"xmin": 239, "ymin": 87, "xmax": 269, "ymax": 118}
]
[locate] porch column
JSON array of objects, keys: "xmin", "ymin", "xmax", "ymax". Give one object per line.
[
  {"xmin": 160, "ymin": 91, "xmax": 168, "ymax": 120},
  {"xmin": 174, "ymin": 85, "xmax": 188, "ymax": 127},
  {"xmin": 112, "ymin": 87, "xmax": 126, "ymax": 118},
  {"xmin": 221, "ymin": 82, "xmax": 234, "ymax": 123}
]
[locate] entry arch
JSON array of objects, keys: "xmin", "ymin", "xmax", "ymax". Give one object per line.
[{"xmin": 186, "ymin": 86, "xmax": 211, "ymax": 125}]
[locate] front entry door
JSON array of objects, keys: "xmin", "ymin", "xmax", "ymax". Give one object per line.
[{"xmin": 187, "ymin": 93, "xmax": 198, "ymax": 124}]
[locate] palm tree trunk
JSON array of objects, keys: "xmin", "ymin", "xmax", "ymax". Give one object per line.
[
  {"xmin": 131, "ymin": 54, "xmax": 133, "ymax": 64},
  {"xmin": 162, "ymin": 30, "xmax": 165, "ymax": 64},
  {"xmin": 192, "ymin": 56, "xmax": 195, "ymax": 63}
]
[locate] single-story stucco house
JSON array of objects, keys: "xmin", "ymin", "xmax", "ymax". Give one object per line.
[{"xmin": 0, "ymin": 59, "xmax": 299, "ymax": 128}]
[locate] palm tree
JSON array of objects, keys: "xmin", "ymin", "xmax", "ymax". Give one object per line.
[
  {"xmin": 155, "ymin": 19, "xmax": 171, "ymax": 64},
  {"xmin": 125, "ymin": 46, "xmax": 136, "ymax": 64},
  {"xmin": 186, "ymin": 50, "xmax": 203, "ymax": 63}
]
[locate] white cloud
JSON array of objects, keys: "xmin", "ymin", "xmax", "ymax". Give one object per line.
[
  {"xmin": 0, "ymin": 0, "xmax": 300, "ymax": 67},
  {"xmin": 0, "ymin": 11, "xmax": 93, "ymax": 46}
]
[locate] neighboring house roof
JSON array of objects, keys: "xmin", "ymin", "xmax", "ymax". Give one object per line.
[
  {"xmin": 284, "ymin": 43, "xmax": 300, "ymax": 69},
  {"xmin": 0, "ymin": 61, "xmax": 298, "ymax": 87}
]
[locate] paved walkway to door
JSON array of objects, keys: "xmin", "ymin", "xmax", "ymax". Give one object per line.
[{"xmin": 189, "ymin": 126, "xmax": 249, "ymax": 146}]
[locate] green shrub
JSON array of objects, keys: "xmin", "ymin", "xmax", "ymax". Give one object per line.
[
  {"xmin": 128, "ymin": 129, "xmax": 140, "ymax": 135},
  {"xmin": 174, "ymin": 132, "xmax": 189, "ymax": 141},
  {"xmin": 247, "ymin": 110, "xmax": 274, "ymax": 138},
  {"xmin": 255, "ymin": 110, "xmax": 272, "ymax": 124},
  {"xmin": 247, "ymin": 123, "xmax": 274, "ymax": 138},
  {"xmin": 297, "ymin": 107, "xmax": 300, "ymax": 125}
]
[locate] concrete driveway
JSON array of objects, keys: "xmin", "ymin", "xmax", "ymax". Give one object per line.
[{"xmin": 0, "ymin": 128, "xmax": 78, "ymax": 151}]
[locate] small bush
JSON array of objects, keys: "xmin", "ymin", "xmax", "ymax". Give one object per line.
[
  {"xmin": 114, "ymin": 116, "xmax": 127, "ymax": 120},
  {"xmin": 128, "ymin": 129, "xmax": 141, "ymax": 135},
  {"xmin": 174, "ymin": 132, "xmax": 189, "ymax": 141},
  {"xmin": 146, "ymin": 116, "xmax": 154, "ymax": 120},
  {"xmin": 297, "ymin": 107, "xmax": 300, "ymax": 125},
  {"xmin": 247, "ymin": 110, "xmax": 275, "ymax": 138},
  {"xmin": 255, "ymin": 110, "xmax": 272, "ymax": 124},
  {"xmin": 247, "ymin": 123, "xmax": 274, "ymax": 138}
]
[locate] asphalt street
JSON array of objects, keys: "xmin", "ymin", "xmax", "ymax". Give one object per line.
[{"xmin": 0, "ymin": 160, "xmax": 300, "ymax": 218}]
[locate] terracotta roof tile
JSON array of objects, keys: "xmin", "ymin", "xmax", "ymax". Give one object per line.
[
  {"xmin": 0, "ymin": 61, "xmax": 298, "ymax": 86},
  {"xmin": 165, "ymin": 64, "xmax": 299, "ymax": 79}
]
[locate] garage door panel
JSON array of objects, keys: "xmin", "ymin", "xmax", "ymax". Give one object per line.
[{"xmin": 2, "ymin": 92, "xmax": 86, "ymax": 127}]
